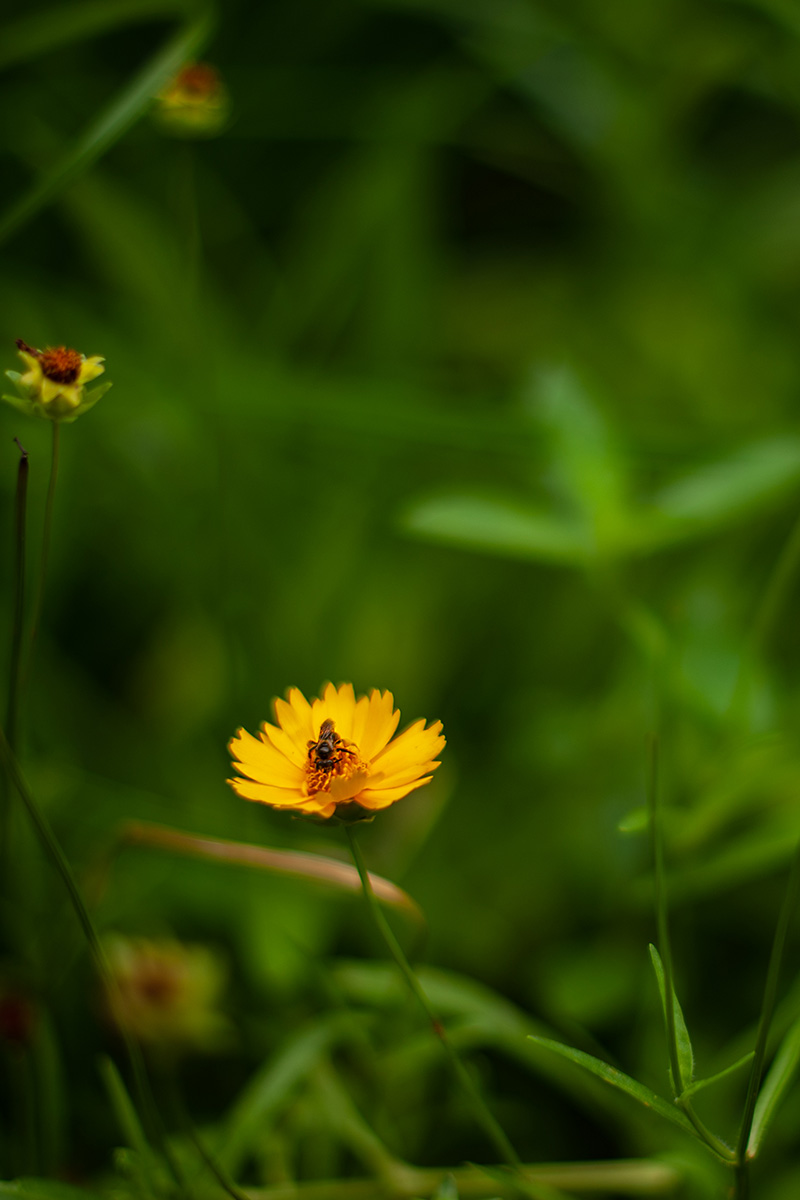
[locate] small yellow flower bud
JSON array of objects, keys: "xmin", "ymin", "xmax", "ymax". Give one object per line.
[
  {"xmin": 3, "ymin": 338, "xmax": 111, "ymax": 423},
  {"xmin": 154, "ymin": 62, "xmax": 230, "ymax": 137}
]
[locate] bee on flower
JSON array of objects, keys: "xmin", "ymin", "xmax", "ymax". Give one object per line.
[
  {"xmin": 153, "ymin": 62, "xmax": 230, "ymax": 137},
  {"xmin": 229, "ymin": 683, "xmax": 445, "ymax": 822},
  {"xmin": 3, "ymin": 339, "xmax": 110, "ymax": 422}
]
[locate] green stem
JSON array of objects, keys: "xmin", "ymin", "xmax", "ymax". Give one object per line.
[
  {"xmin": 736, "ymin": 839, "xmax": 800, "ymax": 1168},
  {"xmin": 345, "ymin": 826, "xmax": 521, "ymax": 1171},
  {"xmin": 0, "ymin": 726, "xmax": 185, "ymax": 1192},
  {"xmin": 0, "ymin": 440, "xmax": 28, "ymax": 884},
  {"xmin": 22, "ymin": 421, "xmax": 59, "ymax": 696},
  {"xmin": 7, "ymin": 437, "xmax": 28, "ymax": 751}
]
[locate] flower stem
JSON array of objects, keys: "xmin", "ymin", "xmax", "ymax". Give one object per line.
[
  {"xmin": 0, "ymin": 725, "xmax": 185, "ymax": 1192},
  {"xmin": 22, "ymin": 421, "xmax": 59, "ymax": 696},
  {"xmin": 344, "ymin": 826, "xmax": 521, "ymax": 1171},
  {"xmin": 0, "ymin": 439, "xmax": 28, "ymax": 881},
  {"xmin": 6, "ymin": 438, "xmax": 28, "ymax": 752}
]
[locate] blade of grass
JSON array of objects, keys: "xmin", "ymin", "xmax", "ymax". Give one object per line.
[
  {"xmin": 527, "ymin": 1036, "xmax": 696, "ymax": 1139},
  {"xmin": 0, "ymin": 0, "xmax": 196, "ymax": 70},
  {"xmin": 114, "ymin": 819, "xmax": 424, "ymax": 922},
  {"xmin": 0, "ymin": 2, "xmax": 214, "ymax": 245},
  {"xmin": 737, "ymin": 838, "xmax": 800, "ymax": 1162},
  {"xmin": 747, "ymin": 1013, "xmax": 800, "ymax": 1158},
  {"xmin": 648, "ymin": 943, "xmax": 694, "ymax": 1091}
]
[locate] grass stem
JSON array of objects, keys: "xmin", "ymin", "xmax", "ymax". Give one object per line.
[
  {"xmin": 345, "ymin": 825, "xmax": 521, "ymax": 1172},
  {"xmin": 0, "ymin": 726, "xmax": 185, "ymax": 1193}
]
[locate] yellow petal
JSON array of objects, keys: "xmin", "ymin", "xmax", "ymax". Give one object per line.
[
  {"xmin": 274, "ymin": 691, "xmax": 314, "ymax": 747},
  {"xmin": 78, "ymin": 356, "xmax": 105, "ymax": 384},
  {"xmin": 228, "ymin": 728, "xmax": 304, "ymax": 788},
  {"xmin": 328, "ymin": 766, "xmax": 370, "ymax": 804},
  {"xmin": 355, "ymin": 775, "xmax": 435, "ymax": 809},
  {"xmin": 262, "ymin": 717, "xmax": 307, "ymax": 768},
  {"xmin": 370, "ymin": 758, "xmax": 442, "ymax": 789},
  {"xmin": 311, "ymin": 682, "xmax": 356, "ymax": 739},
  {"xmin": 229, "ymin": 776, "xmax": 332, "ymax": 814},
  {"xmin": 353, "ymin": 689, "xmax": 399, "ymax": 760},
  {"xmin": 228, "ymin": 777, "xmax": 304, "ymax": 806},
  {"xmin": 370, "ymin": 719, "xmax": 445, "ymax": 777}
]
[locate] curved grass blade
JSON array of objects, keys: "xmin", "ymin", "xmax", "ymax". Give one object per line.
[
  {"xmin": 528, "ymin": 1036, "xmax": 695, "ymax": 1137},
  {"xmin": 649, "ymin": 944, "xmax": 694, "ymax": 1091},
  {"xmin": 747, "ymin": 1013, "xmax": 800, "ymax": 1158},
  {"xmin": 0, "ymin": 2, "xmax": 214, "ymax": 245},
  {"xmin": 0, "ymin": 0, "xmax": 196, "ymax": 70},
  {"xmin": 115, "ymin": 820, "xmax": 423, "ymax": 921}
]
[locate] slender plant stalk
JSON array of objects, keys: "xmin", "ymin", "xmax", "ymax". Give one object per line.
[
  {"xmin": 22, "ymin": 421, "xmax": 59, "ymax": 693},
  {"xmin": 0, "ymin": 440, "xmax": 28, "ymax": 883},
  {"xmin": 647, "ymin": 739, "xmax": 734, "ymax": 1163},
  {"xmin": 734, "ymin": 838, "xmax": 800, "ymax": 1196},
  {"xmin": 0, "ymin": 726, "xmax": 185, "ymax": 1192},
  {"xmin": 7, "ymin": 438, "xmax": 28, "ymax": 751},
  {"xmin": 345, "ymin": 826, "xmax": 521, "ymax": 1171}
]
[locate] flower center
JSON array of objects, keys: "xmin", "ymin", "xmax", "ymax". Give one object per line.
[
  {"xmin": 305, "ymin": 719, "xmax": 363, "ymax": 795},
  {"xmin": 39, "ymin": 346, "xmax": 82, "ymax": 384},
  {"xmin": 175, "ymin": 63, "xmax": 220, "ymax": 97}
]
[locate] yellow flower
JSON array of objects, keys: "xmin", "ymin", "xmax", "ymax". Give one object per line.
[
  {"xmin": 229, "ymin": 683, "xmax": 445, "ymax": 821},
  {"xmin": 3, "ymin": 339, "xmax": 110, "ymax": 422},
  {"xmin": 154, "ymin": 62, "xmax": 230, "ymax": 137}
]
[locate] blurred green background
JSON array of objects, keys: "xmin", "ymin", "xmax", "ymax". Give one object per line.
[{"xmin": 4, "ymin": 0, "xmax": 800, "ymax": 1196}]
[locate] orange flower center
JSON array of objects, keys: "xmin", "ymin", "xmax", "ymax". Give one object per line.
[
  {"xmin": 39, "ymin": 346, "xmax": 82, "ymax": 384},
  {"xmin": 175, "ymin": 63, "xmax": 220, "ymax": 97},
  {"xmin": 305, "ymin": 720, "xmax": 363, "ymax": 795}
]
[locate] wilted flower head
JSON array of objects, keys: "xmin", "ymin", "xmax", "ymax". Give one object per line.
[
  {"xmin": 103, "ymin": 935, "xmax": 229, "ymax": 1051},
  {"xmin": 154, "ymin": 62, "xmax": 229, "ymax": 136},
  {"xmin": 229, "ymin": 682, "xmax": 445, "ymax": 822},
  {"xmin": 4, "ymin": 339, "xmax": 110, "ymax": 422}
]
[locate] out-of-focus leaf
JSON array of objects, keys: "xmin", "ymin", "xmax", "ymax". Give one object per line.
[
  {"xmin": 528, "ymin": 1037, "xmax": 696, "ymax": 1137},
  {"xmin": 526, "ymin": 367, "xmax": 630, "ymax": 546},
  {"xmin": 748, "ymin": 1014, "xmax": 800, "ymax": 1158},
  {"xmin": 214, "ymin": 1016, "xmax": 353, "ymax": 1176},
  {"xmin": 647, "ymin": 437, "xmax": 800, "ymax": 533},
  {"xmin": 649, "ymin": 944, "xmax": 695, "ymax": 1092},
  {"xmin": 401, "ymin": 493, "xmax": 589, "ymax": 564}
]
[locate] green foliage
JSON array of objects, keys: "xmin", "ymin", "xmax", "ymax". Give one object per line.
[{"xmin": 5, "ymin": 0, "xmax": 800, "ymax": 1196}]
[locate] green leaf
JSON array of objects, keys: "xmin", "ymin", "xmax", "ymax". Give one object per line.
[
  {"xmin": 528, "ymin": 1036, "xmax": 696, "ymax": 1137},
  {"xmin": 649, "ymin": 944, "xmax": 695, "ymax": 1091},
  {"xmin": 748, "ymin": 1013, "xmax": 800, "ymax": 1158},
  {"xmin": 527, "ymin": 367, "xmax": 629, "ymax": 541},
  {"xmin": 214, "ymin": 1015, "xmax": 352, "ymax": 1175},
  {"xmin": 401, "ymin": 493, "xmax": 589, "ymax": 564},
  {"xmin": 649, "ymin": 437, "xmax": 800, "ymax": 532},
  {"xmin": 98, "ymin": 1056, "xmax": 160, "ymax": 1197}
]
